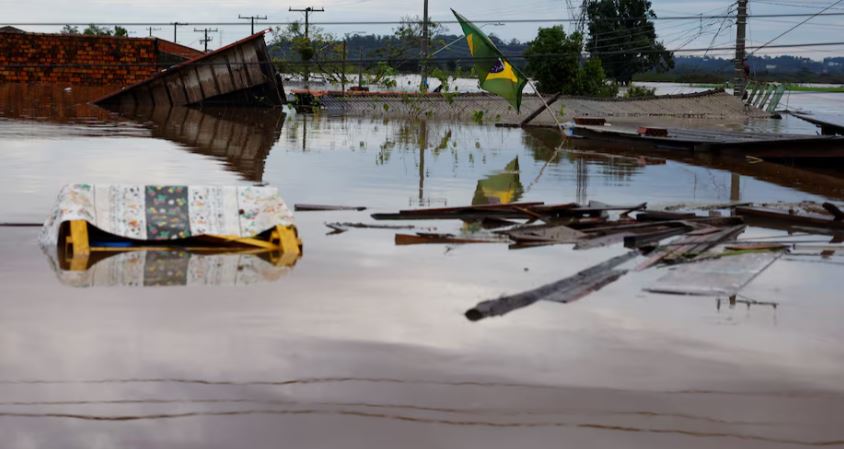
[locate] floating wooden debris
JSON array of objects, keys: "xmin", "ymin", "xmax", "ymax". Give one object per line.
[
  {"xmin": 466, "ymin": 252, "xmax": 637, "ymax": 321},
  {"xmin": 636, "ymin": 224, "xmax": 746, "ymax": 270},
  {"xmin": 295, "ymin": 204, "xmax": 367, "ymax": 212},
  {"xmin": 735, "ymin": 205, "xmax": 844, "ymax": 231},
  {"xmin": 503, "ymin": 224, "xmax": 586, "ymax": 245},
  {"xmin": 395, "ymin": 233, "xmax": 504, "ymax": 246},
  {"xmin": 724, "ymin": 243, "xmax": 789, "ymax": 252},
  {"xmin": 371, "ymin": 202, "xmax": 645, "ymax": 221},
  {"xmin": 325, "ymin": 222, "xmax": 417, "ymax": 234},
  {"xmin": 95, "ymin": 31, "xmax": 284, "ymax": 108},
  {"xmin": 646, "ymin": 252, "xmax": 783, "ymax": 296}
]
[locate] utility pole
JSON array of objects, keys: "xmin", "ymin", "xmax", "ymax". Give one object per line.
[
  {"xmin": 289, "ymin": 6, "xmax": 324, "ymax": 90},
  {"xmin": 238, "ymin": 14, "xmax": 267, "ymax": 35},
  {"xmin": 194, "ymin": 28, "xmax": 219, "ymax": 52},
  {"xmin": 289, "ymin": 6, "xmax": 324, "ymax": 39},
  {"xmin": 171, "ymin": 22, "xmax": 185, "ymax": 43},
  {"xmin": 358, "ymin": 48, "xmax": 364, "ymax": 89},
  {"xmin": 341, "ymin": 39, "xmax": 347, "ymax": 94},
  {"xmin": 734, "ymin": 0, "xmax": 749, "ymax": 97},
  {"xmin": 146, "ymin": 26, "xmax": 161, "ymax": 37},
  {"xmin": 420, "ymin": 0, "xmax": 429, "ymax": 93}
]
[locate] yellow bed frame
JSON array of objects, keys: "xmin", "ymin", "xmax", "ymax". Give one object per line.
[{"xmin": 62, "ymin": 220, "xmax": 302, "ymax": 271}]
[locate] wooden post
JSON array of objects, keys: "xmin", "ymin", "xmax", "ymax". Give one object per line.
[
  {"xmin": 342, "ymin": 39, "xmax": 347, "ymax": 95},
  {"xmin": 734, "ymin": 0, "xmax": 748, "ymax": 97}
]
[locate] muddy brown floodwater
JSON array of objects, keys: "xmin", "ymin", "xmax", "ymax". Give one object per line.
[{"xmin": 1, "ymin": 84, "xmax": 844, "ymax": 448}]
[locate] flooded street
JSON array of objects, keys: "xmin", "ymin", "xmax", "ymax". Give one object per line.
[{"xmin": 1, "ymin": 85, "xmax": 844, "ymax": 448}]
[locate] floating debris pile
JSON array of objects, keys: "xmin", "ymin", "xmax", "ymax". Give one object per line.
[{"xmin": 303, "ymin": 199, "xmax": 843, "ymax": 320}]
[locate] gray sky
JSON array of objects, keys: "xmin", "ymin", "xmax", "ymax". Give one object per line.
[{"xmin": 2, "ymin": 0, "xmax": 843, "ymax": 59}]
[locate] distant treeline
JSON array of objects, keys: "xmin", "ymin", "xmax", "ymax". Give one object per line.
[
  {"xmin": 636, "ymin": 55, "xmax": 844, "ymax": 84},
  {"xmin": 268, "ymin": 33, "xmax": 844, "ymax": 84}
]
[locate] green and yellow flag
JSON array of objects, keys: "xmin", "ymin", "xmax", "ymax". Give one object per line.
[{"xmin": 452, "ymin": 9, "xmax": 528, "ymax": 113}]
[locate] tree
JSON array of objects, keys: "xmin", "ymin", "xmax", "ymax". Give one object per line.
[
  {"xmin": 377, "ymin": 16, "xmax": 445, "ymax": 72},
  {"xmin": 113, "ymin": 26, "xmax": 129, "ymax": 37},
  {"xmin": 60, "ymin": 25, "xmax": 80, "ymax": 35},
  {"xmin": 83, "ymin": 24, "xmax": 112, "ymax": 36},
  {"xmin": 524, "ymin": 25, "xmax": 616, "ymax": 96},
  {"xmin": 586, "ymin": 0, "xmax": 673, "ymax": 84}
]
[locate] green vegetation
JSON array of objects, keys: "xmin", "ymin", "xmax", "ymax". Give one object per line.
[
  {"xmin": 784, "ymin": 85, "xmax": 844, "ymax": 93},
  {"xmin": 59, "ymin": 24, "xmax": 128, "ymax": 36},
  {"xmin": 586, "ymin": 0, "xmax": 673, "ymax": 85},
  {"xmin": 524, "ymin": 26, "xmax": 617, "ymax": 96},
  {"xmin": 624, "ymin": 84, "xmax": 656, "ymax": 98}
]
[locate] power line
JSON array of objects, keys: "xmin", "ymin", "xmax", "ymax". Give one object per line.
[
  {"xmin": 749, "ymin": 0, "xmax": 844, "ymax": 56},
  {"xmin": 3, "ymin": 40, "xmax": 843, "ymax": 70},
  {"xmin": 4, "ymin": 12, "xmax": 844, "ymax": 27},
  {"xmin": 237, "ymin": 14, "xmax": 267, "ymax": 35},
  {"xmin": 193, "ymin": 27, "xmax": 218, "ymax": 52}
]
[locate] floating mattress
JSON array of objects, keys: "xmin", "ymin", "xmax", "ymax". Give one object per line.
[{"xmin": 40, "ymin": 184, "xmax": 302, "ymax": 276}]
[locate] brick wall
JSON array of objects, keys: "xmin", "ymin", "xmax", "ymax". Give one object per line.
[{"xmin": 0, "ymin": 32, "xmax": 172, "ymax": 86}]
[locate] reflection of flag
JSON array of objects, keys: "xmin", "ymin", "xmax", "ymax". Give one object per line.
[
  {"xmin": 472, "ymin": 158, "xmax": 523, "ymax": 206},
  {"xmin": 453, "ymin": 9, "xmax": 528, "ymax": 113}
]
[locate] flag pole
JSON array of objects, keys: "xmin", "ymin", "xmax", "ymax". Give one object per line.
[
  {"xmin": 524, "ymin": 78, "xmax": 565, "ymax": 134},
  {"xmin": 509, "ymin": 60, "xmax": 565, "ymax": 134},
  {"xmin": 519, "ymin": 74, "xmax": 569, "ymax": 195}
]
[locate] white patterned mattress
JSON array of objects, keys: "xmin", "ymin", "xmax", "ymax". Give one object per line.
[{"xmin": 40, "ymin": 184, "xmax": 295, "ymax": 246}]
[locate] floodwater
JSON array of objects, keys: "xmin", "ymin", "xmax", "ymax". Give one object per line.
[{"xmin": 1, "ymin": 83, "xmax": 844, "ymax": 448}]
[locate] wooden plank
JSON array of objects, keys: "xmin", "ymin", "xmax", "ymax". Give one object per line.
[
  {"xmin": 195, "ymin": 63, "xmax": 220, "ymax": 98},
  {"xmin": 181, "ymin": 70, "xmax": 203, "ymax": 104},
  {"xmin": 165, "ymin": 76, "xmax": 188, "ymax": 105},
  {"xmin": 504, "ymin": 224, "xmax": 586, "ymax": 244},
  {"xmin": 465, "ymin": 252, "xmax": 637, "ymax": 321},
  {"xmin": 623, "ymin": 226, "xmax": 691, "ymax": 249},
  {"xmin": 149, "ymin": 79, "xmax": 171, "ymax": 107},
  {"xmin": 240, "ymin": 42, "xmax": 264, "ymax": 86},
  {"xmin": 212, "ymin": 54, "xmax": 235, "ymax": 93},
  {"xmin": 646, "ymin": 252, "xmax": 782, "ymax": 296},
  {"xmin": 735, "ymin": 206, "xmax": 844, "ymax": 230},
  {"xmin": 226, "ymin": 49, "xmax": 250, "ymax": 90},
  {"xmin": 395, "ymin": 233, "xmax": 502, "ymax": 245},
  {"xmin": 520, "ymin": 92, "xmax": 562, "ymax": 126},
  {"xmin": 193, "ymin": 67, "xmax": 208, "ymax": 102},
  {"xmin": 295, "ymin": 204, "xmax": 367, "ymax": 212}
]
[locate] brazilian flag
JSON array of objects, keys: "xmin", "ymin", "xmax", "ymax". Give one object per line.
[{"xmin": 452, "ymin": 9, "xmax": 528, "ymax": 113}]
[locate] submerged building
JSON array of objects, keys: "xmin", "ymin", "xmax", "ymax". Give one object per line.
[{"xmin": 0, "ymin": 28, "xmax": 202, "ymax": 86}]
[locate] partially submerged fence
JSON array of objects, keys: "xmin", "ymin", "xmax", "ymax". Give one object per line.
[{"xmin": 744, "ymin": 82, "xmax": 786, "ymax": 113}]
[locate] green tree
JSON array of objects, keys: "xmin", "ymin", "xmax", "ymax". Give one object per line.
[
  {"xmin": 113, "ymin": 26, "xmax": 129, "ymax": 37},
  {"xmin": 82, "ymin": 24, "xmax": 112, "ymax": 36},
  {"xmin": 524, "ymin": 25, "xmax": 616, "ymax": 96},
  {"xmin": 586, "ymin": 0, "xmax": 673, "ymax": 84},
  {"xmin": 60, "ymin": 25, "xmax": 80, "ymax": 35}
]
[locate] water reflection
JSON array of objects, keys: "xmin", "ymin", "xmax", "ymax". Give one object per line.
[
  {"xmin": 44, "ymin": 248, "xmax": 296, "ymax": 288},
  {"xmin": 0, "ymin": 83, "xmax": 117, "ymax": 123},
  {"xmin": 472, "ymin": 158, "xmax": 523, "ymax": 206},
  {"xmin": 113, "ymin": 105, "xmax": 285, "ymax": 182}
]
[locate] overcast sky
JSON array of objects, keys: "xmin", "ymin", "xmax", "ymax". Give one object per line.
[{"xmin": 2, "ymin": 0, "xmax": 843, "ymax": 59}]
